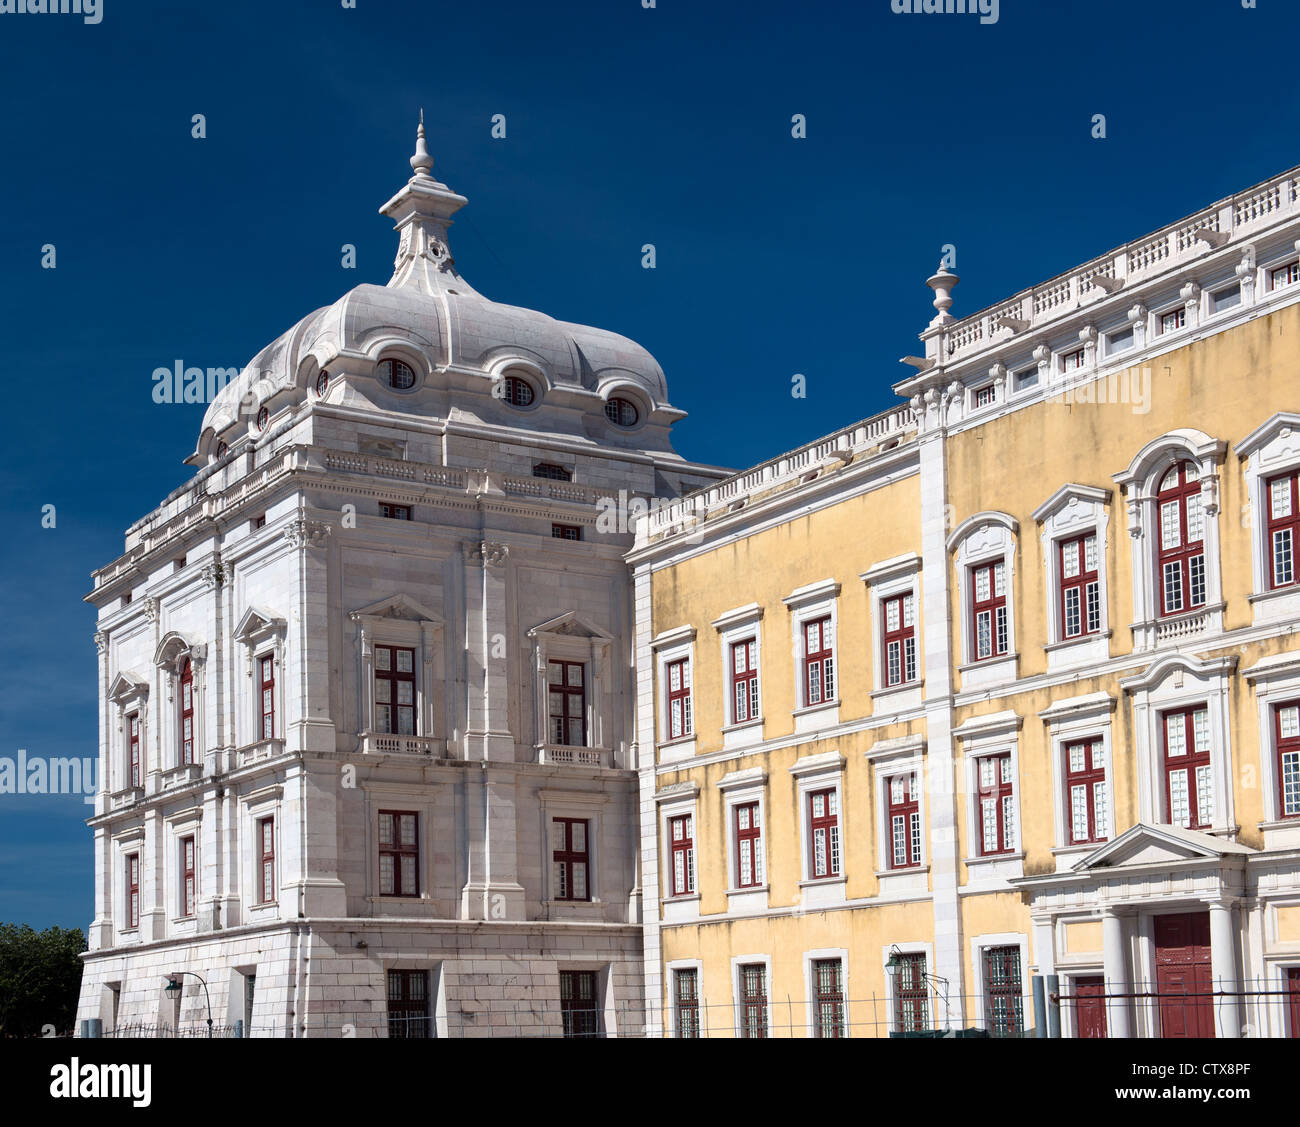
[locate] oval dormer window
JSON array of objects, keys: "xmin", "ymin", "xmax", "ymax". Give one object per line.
[
  {"xmin": 378, "ymin": 358, "xmax": 416, "ymax": 390},
  {"xmin": 215, "ymin": 440, "xmax": 229, "ymax": 459},
  {"xmin": 257, "ymin": 406, "xmax": 270, "ymax": 432},
  {"xmin": 315, "ymin": 370, "xmax": 329, "ymax": 396},
  {"xmin": 501, "ymin": 375, "xmax": 535, "ymax": 408},
  {"xmin": 604, "ymin": 397, "xmax": 638, "ymax": 427}
]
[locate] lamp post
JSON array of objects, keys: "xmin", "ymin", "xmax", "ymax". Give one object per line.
[
  {"xmin": 164, "ymin": 972, "xmax": 214, "ymax": 1038},
  {"xmin": 884, "ymin": 945, "xmax": 952, "ymax": 1033}
]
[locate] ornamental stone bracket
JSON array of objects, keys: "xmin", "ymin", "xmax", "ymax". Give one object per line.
[
  {"xmin": 283, "ymin": 518, "xmax": 332, "ymax": 551},
  {"xmin": 94, "ymin": 632, "xmax": 108, "ymax": 655},
  {"xmin": 145, "ymin": 596, "xmax": 161, "ymax": 624},
  {"xmin": 200, "ymin": 558, "xmax": 228, "ymax": 588},
  {"xmin": 462, "ymin": 540, "xmax": 509, "ymax": 568}
]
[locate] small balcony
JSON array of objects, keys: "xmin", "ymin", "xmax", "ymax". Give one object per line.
[
  {"xmin": 360, "ymin": 732, "xmax": 444, "ymax": 757},
  {"xmin": 234, "ymin": 738, "xmax": 286, "ymax": 769},
  {"xmin": 537, "ymin": 745, "xmax": 611, "ymax": 769}
]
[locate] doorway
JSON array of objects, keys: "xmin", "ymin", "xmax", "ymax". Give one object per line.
[{"xmin": 1154, "ymin": 912, "xmax": 1214, "ymax": 1038}]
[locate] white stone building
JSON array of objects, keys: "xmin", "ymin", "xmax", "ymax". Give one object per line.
[{"xmin": 75, "ymin": 124, "xmax": 727, "ymax": 1038}]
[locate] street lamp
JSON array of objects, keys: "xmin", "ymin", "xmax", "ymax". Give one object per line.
[
  {"xmin": 164, "ymin": 972, "xmax": 214, "ymax": 1037},
  {"xmin": 884, "ymin": 945, "xmax": 952, "ymax": 1032}
]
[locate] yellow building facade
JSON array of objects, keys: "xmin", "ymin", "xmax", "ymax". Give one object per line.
[{"xmin": 630, "ymin": 164, "xmax": 1300, "ymax": 1038}]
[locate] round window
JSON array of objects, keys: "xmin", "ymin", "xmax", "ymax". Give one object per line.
[
  {"xmin": 378, "ymin": 358, "xmax": 416, "ymax": 390},
  {"xmin": 215, "ymin": 440, "xmax": 228, "ymax": 459},
  {"xmin": 315, "ymin": 370, "xmax": 329, "ymax": 396},
  {"xmin": 604, "ymin": 397, "xmax": 638, "ymax": 427},
  {"xmin": 502, "ymin": 375, "xmax": 535, "ymax": 408},
  {"xmin": 256, "ymin": 406, "xmax": 270, "ymax": 432}
]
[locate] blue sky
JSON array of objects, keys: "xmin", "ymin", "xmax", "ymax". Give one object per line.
[{"xmin": 1, "ymin": 0, "xmax": 1296, "ymax": 928}]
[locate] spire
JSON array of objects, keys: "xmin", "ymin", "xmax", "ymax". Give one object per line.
[{"xmin": 379, "ymin": 115, "xmax": 473, "ymax": 294}]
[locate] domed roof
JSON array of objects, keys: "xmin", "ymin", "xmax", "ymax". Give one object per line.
[{"xmin": 196, "ymin": 121, "xmax": 676, "ymax": 456}]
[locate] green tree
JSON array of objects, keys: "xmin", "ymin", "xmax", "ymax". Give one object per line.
[{"xmin": 0, "ymin": 923, "xmax": 87, "ymax": 1037}]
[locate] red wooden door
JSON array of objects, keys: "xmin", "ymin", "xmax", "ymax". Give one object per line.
[
  {"xmin": 1288, "ymin": 967, "xmax": 1300, "ymax": 1038},
  {"xmin": 1074, "ymin": 975, "xmax": 1107, "ymax": 1039},
  {"xmin": 1154, "ymin": 913, "xmax": 1214, "ymax": 1038}
]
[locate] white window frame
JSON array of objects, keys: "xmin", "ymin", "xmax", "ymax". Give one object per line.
[
  {"xmin": 153, "ymin": 632, "xmax": 206, "ymax": 778},
  {"xmin": 712, "ymin": 603, "xmax": 764, "ymax": 750},
  {"xmin": 1238, "ymin": 412, "xmax": 1300, "ymax": 627},
  {"xmin": 167, "ymin": 810, "xmax": 202, "ymax": 927},
  {"xmin": 233, "ymin": 607, "xmax": 287, "ymax": 751},
  {"xmin": 113, "ymin": 827, "xmax": 146, "ymax": 941},
  {"xmin": 349, "ymin": 595, "xmax": 446, "ymax": 756},
  {"xmin": 783, "ymin": 579, "xmax": 841, "ymax": 733},
  {"xmin": 953, "ymin": 711, "xmax": 1024, "ymax": 885},
  {"xmin": 242, "ymin": 785, "xmax": 283, "ymax": 917},
  {"xmin": 1244, "ymin": 653, "xmax": 1300, "ymax": 850},
  {"xmin": 527, "ymin": 613, "xmax": 615, "ymax": 766},
  {"xmin": 1114, "ymin": 429, "xmax": 1227, "ymax": 650},
  {"xmin": 1038, "ymin": 692, "xmax": 1117, "ymax": 869},
  {"xmin": 789, "ymin": 751, "xmax": 847, "ymax": 908},
  {"xmin": 651, "ymin": 625, "xmax": 696, "ymax": 764},
  {"xmin": 1031, "ymin": 484, "xmax": 1112, "ymax": 670},
  {"xmin": 718, "ymin": 768, "xmax": 768, "ymax": 914},
  {"xmin": 656, "ymin": 782, "xmax": 701, "ymax": 923},
  {"xmin": 107, "ymin": 672, "xmax": 149, "ymax": 797},
  {"xmin": 861, "ymin": 553, "xmax": 923, "ymax": 712},
  {"xmin": 539, "ymin": 788, "xmax": 607, "ymax": 919},
  {"xmin": 665, "ymin": 958, "xmax": 705, "ymax": 1038},
  {"xmin": 1119, "ymin": 653, "xmax": 1237, "ymax": 834},
  {"xmin": 865, "ymin": 735, "xmax": 928, "ymax": 897},
  {"xmin": 948, "ymin": 512, "xmax": 1019, "ymax": 690},
  {"xmin": 803, "ymin": 948, "xmax": 850, "ymax": 1038},
  {"xmin": 730, "ymin": 953, "xmax": 773, "ymax": 1039},
  {"xmin": 969, "ymin": 932, "xmax": 1031, "ymax": 1035}
]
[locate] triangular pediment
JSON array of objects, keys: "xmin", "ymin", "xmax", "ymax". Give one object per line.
[
  {"xmin": 349, "ymin": 593, "xmax": 443, "ymax": 624},
  {"xmin": 527, "ymin": 611, "xmax": 613, "ymax": 640},
  {"xmin": 234, "ymin": 605, "xmax": 286, "ymax": 640},
  {"xmin": 108, "ymin": 671, "xmax": 149, "ymax": 702},
  {"xmin": 1073, "ymin": 823, "xmax": 1255, "ymax": 872}
]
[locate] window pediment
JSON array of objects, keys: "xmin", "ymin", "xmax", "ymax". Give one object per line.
[
  {"xmin": 1032, "ymin": 483, "xmax": 1111, "ymax": 528},
  {"xmin": 1236, "ymin": 411, "xmax": 1300, "ymax": 462},
  {"xmin": 108, "ymin": 671, "xmax": 149, "ymax": 705},
  {"xmin": 1119, "ymin": 653, "xmax": 1237, "ymax": 696},
  {"xmin": 234, "ymin": 605, "xmax": 287, "ymax": 643},
  {"xmin": 349, "ymin": 594, "xmax": 443, "ymax": 626},
  {"xmin": 1072, "ymin": 823, "xmax": 1254, "ymax": 873},
  {"xmin": 1113, "ymin": 428, "xmax": 1226, "ymax": 490},
  {"xmin": 946, "ymin": 511, "xmax": 1019, "ymax": 555},
  {"xmin": 528, "ymin": 611, "xmax": 613, "ymax": 641},
  {"xmin": 153, "ymin": 631, "xmax": 200, "ymax": 669}
]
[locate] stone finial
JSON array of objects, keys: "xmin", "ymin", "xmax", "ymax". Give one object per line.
[
  {"xmin": 410, "ymin": 116, "xmax": 434, "ymax": 178},
  {"xmin": 926, "ymin": 264, "xmax": 960, "ymax": 325}
]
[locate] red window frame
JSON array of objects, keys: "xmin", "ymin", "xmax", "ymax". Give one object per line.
[
  {"xmin": 180, "ymin": 835, "xmax": 195, "ymax": 917},
  {"xmin": 983, "ymin": 945, "xmax": 1024, "ymax": 1035},
  {"xmin": 127, "ymin": 712, "xmax": 141, "ymax": 789},
  {"xmin": 734, "ymin": 801, "xmax": 763, "ymax": 888},
  {"xmin": 674, "ymin": 968, "xmax": 700, "ymax": 1038},
  {"xmin": 560, "ymin": 970, "xmax": 599, "ymax": 1038},
  {"xmin": 379, "ymin": 502, "xmax": 411, "ymax": 520},
  {"xmin": 386, "ymin": 969, "xmax": 430, "ymax": 1039},
  {"xmin": 1064, "ymin": 738, "xmax": 1108, "ymax": 845},
  {"xmin": 1275, "ymin": 701, "xmax": 1300, "ymax": 820},
  {"xmin": 894, "ymin": 952, "xmax": 929, "ymax": 1032},
  {"xmin": 730, "ymin": 639, "xmax": 759, "ymax": 723},
  {"xmin": 501, "ymin": 375, "xmax": 535, "ymax": 407},
  {"xmin": 808, "ymin": 788, "xmax": 840, "ymax": 879},
  {"xmin": 258, "ymin": 654, "xmax": 275, "ymax": 740},
  {"xmin": 1156, "ymin": 461, "xmax": 1206, "ymax": 616},
  {"xmin": 668, "ymin": 813, "xmax": 695, "ymax": 897},
  {"xmin": 882, "ymin": 592, "xmax": 917, "ymax": 687},
  {"xmin": 1063, "ymin": 348, "xmax": 1085, "ymax": 371},
  {"xmin": 379, "ymin": 811, "xmax": 419, "ymax": 897},
  {"xmin": 1162, "ymin": 707, "xmax": 1213, "ymax": 830},
  {"xmin": 179, "ymin": 657, "xmax": 195, "ymax": 766},
  {"xmin": 1289, "ymin": 967, "xmax": 1300, "ymax": 1039},
  {"xmin": 813, "ymin": 958, "xmax": 845, "ymax": 1038},
  {"xmin": 1273, "ymin": 261, "xmax": 1300, "ymax": 290},
  {"xmin": 666, "ymin": 658, "xmax": 692, "ymax": 740},
  {"xmin": 1059, "ymin": 534, "xmax": 1100, "ymax": 638},
  {"xmin": 970, "ymin": 561, "xmax": 1008, "ymax": 661},
  {"xmin": 1161, "ymin": 308, "xmax": 1186, "ymax": 334},
  {"xmin": 126, "ymin": 852, "xmax": 140, "ymax": 929},
  {"xmin": 533, "ymin": 462, "xmax": 571, "ymax": 481},
  {"xmin": 551, "ymin": 817, "xmax": 590, "ymax": 901},
  {"xmin": 551, "ymin": 523, "xmax": 582, "ymax": 541},
  {"xmin": 802, "ymin": 616, "xmax": 835, "ymax": 706},
  {"xmin": 973, "ymin": 384, "xmax": 996, "ymax": 408},
  {"xmin": 547, "ymin": 660, "xmax": 586, "ymax": 746},
  {"xmin": 887, "ymin": 773, "xmax": 921, "ymax": 869},
  {"xmin": 738, "ymin": 963, "xmax": 768, "ymax": 1039},
  {"xmin": 258, "ymin": 817, "xmax": 275, "ymax": 903},
  {"xmin": 374, "ymin": 645, "xmax": 416, "ymax": 735},
  {"xmin": 976, "ymin": 753, "xmax": 1015, "ymax": 857},
  {"xmin": 1267, "ymin": 470, "xmax": 1299, "ymax": 590}
]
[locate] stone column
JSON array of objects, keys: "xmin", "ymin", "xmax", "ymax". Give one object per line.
[
  {"xmin": 461, "ymin": 540, "xmax": 515, "ymax": 762},
  {"xmin": 1101, "ymin": 909, "xmax": 1132, "ymax": 1038},
  {"xmin": 1209, "ymin": 899, "xmax": 1241, "ymax": 1039}
]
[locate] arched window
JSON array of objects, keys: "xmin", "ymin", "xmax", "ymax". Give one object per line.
[
  {"xmin": 378, "ymin": 358, "xmax": 416, "ymax": 390},
  {"xmin": 1155, "ymin": 461, "xmax": 1205, "ymax": 616},
  {"xmin": 604, "ymin": 397, "xmax": 638, "ymax": 427},
  {"xmin": 256, "ymin": 406, "xmax": 270, "ymax": 432},
  {"xmin": 179, "ymin": 658, "xmax": 195, "ymax": 766},
  {"xmin": 315, "ymin": 370, "xmax": 329, "ymax": 397},
  {"xmin": 501, "ymin": 375, "xmax": 535, "ymax": 408},
  {"xmin": 214, "ymin": 440, "xmax": 228, "ymax": 459}
]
